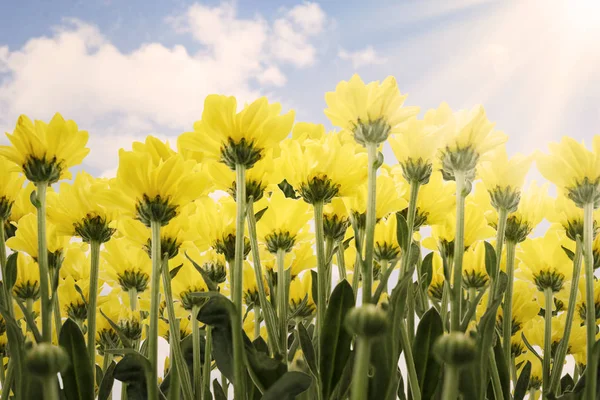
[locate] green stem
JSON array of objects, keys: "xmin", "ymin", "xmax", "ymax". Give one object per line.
[
  {"xmin": 168, "ymin": 328, "xmax": 181, "ymax": 400},
  {"xmin": 351, "ymin": 226, "xmax": 365, "ymax": 297},
  {"xmin": 400, "ymin": 180, "xmax": 420, "ymax": 278},
  {"xmin": 490, "ymin": 207, "xmax": 508, "ymax": 301},
  {"xmin": 147, "ymin": 220, "xmax": 162, "ymax": 400},
  {"xmin": 102, "ymin": 353, "xmax": 112, "ymax": 373},
  {"xmin": 192, "ymin": 306, "xmax": 201, "ymax": 400},
  {"xmin": 0, "ymin": 357, "xmax": 4, "ymax": 385},
  {"xmin": 337, "ymin": 244, "xmax": 347, "ymax": 280},
  {"xmin": 399, "ymin": 320, "xmax": 421, "ymax": 400},
  {"xmin": 362, "ymin": 143, "xmax": 378, "ymax": 305},
  {"xmin": 0, "ymin": 218, "xmax": 14, "ymax": 319},
  {"xmin": 202, "ymin": 326, "xmax": 213, "ymax": 400},
  {"xmin": 51, "ymin": 270, "xmax": 62, "ymax": 341},
  {"xmin": 1, "ymin": 360, "xmax": 13, "ymax": 400},
  {"xmin": 276, "ymin": 249, "xmax": 288, "ymax": 361},
  {"xmin": 43, "ymin": 375, "xmax": 60, "ymax": 400},
  {"xmin": 583, "ymin": 202, "xmax": 597, "ymax": 400},
  {"xmin": 161, "ymin": 255, "xmax": 194, "ymax": 400},
  {"xmin": 549, "ymin": 239, "xmax": 583, "ymax": 394},
  {"xmin": 529, "ymin": 388, "xmax": 537, "ymax": 400},
  {"xmin": 489, "ymin": 350, "xmax": 505, "ymax": 400},
  {"xmin": 441, "ymin": 366, "xmax": 459, "ymax": 400},
  {"xmin": 325, "ymin": 237, "xmax": 334, "ymax": 304},
  {"xmin": 502, "ymin": 240, "xmax": 516, "ymax": 372},
  {"xmin": 246, "ymin": 197, "xmax": 280, "ymax": 355},
  {"xmin": 451, "ymin": 172, "xmax": 466, "ymax": 331},
  {"xmin": 314, "ymin": 201, "xmax": 326, "ymax": 360},
  {"xmin": 543, "ymin": 287, "xmax": 553, "ymax": 397},
  {"xmin": 88, "ymin": 240, "xmax": 101, "ymax": 370},
  {"xmin": 35, "ymin": 183, "xmax": 51, "ymax": 342},
  {"xmin": 232, "ymin": 163, "xmax": 247, "ymax": 400},
  {"xmin": 350, "ymin": 337, "xmax": 371, "ymax": 400},
  {"xmin": 254, "ymin": 305, "xmax": 261, "ymax": 340}
]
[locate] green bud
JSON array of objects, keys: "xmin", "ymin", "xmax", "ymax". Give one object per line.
[
  {"xmin": 352, "ymin": 117, "xmax": 391, "ymax": 146},
  {"xmin": 25, "ymin": 343, "xmax": 70, "ymax": 377},
  {"xmin": 345, "ymin": 304, "xmax": 388, "ymax": 338},
  {"xmin": 433, "ymin": 333, "xmax": 476, "ymax": 366}
]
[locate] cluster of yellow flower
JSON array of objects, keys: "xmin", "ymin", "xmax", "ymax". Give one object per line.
[{"xmin": 0, "ymin": 74, "xmax": 598, "ymax": 399}]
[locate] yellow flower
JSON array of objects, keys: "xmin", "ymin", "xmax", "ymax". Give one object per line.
[
  {"xmin": 96, "ymin": 293, "xmax": 123, "ymax": 349},
  {"xmin": 171, "ymin": 255, "xmax": 209, "ymax": 311},
  {"xmin": 259, "ymin": 241, "xmax": 316, "ymax": 278},
  {"xmin": 183, "ymin": 247, "xmax": 228, "ymax": 287},
  {"xmin": 6, "ymin": 213, "xmax": 69, "ymax": 260},
  {"xmin": 5, "ymin": 182, "xmax": 36, "ymax": 226},
  {"xmin": 47, "ymin": 171, "xmax": 117, "ymax": 243},
  {"xmin": 106, "ymin": 144, "xmax": 211, "ymax": 226},
  {"xmin": 324, "ymin": 74, "xmax": 419, "ymax": 145},
  {"xmin": 517, "ymin": 231, "xmax": 572, "ymax": 292},
  {"xmin": 58, "ymin": 274, "xmax": 89, "ymax": 322},
  {"xmin": 516, "ymin": 350, "xmax": 543, "ymax": 389},
  {"xmin": 497, "ymin": 280, "xmax": 539, "ymax": 334},
  {"xmin": 343, "ymin": 173, "xmax": 407, "ymax": 222},
  {"xmin": 461, "ymin": 241, "xmax": 488, "ymax": 290},
  {"xmin": 257, "ymin": 189, "xmax": 312, "ymax": 253},
  {"xmin": 373, "ymin": 215, "xmax": 401, "ymax": 263},
  {"xmin": 323, "ymin": 198, "xmax": 351, "ymax": 242},
  {"xmin": 102, "ymin": 238, "xmax": 152, "ymax": 293},
  {"xmin": 291, "ymin": 122, "xmax": 326, "ymax": 142},
  {"xmin": 536, "ymin": 136, "xmax": 600, "ymax": 203},
  {"xmin": 289, "ymin": 272, "xmax": 315, "ymax": 320},
  {"xmin": 13, "ymin": 252, "xmax": 40, "ymax": 301},
  {"xmin": 159, "ymin": 311, "xmax": 192, "ymax": 341},
  {"xmin": 131, "ymin": 136, "xmax": 177, "ymax": 164},
  {"xmin": 577, "ymin": 278, "xmax": 600, "ymax": 323},
  {"xmin": 0, "ymin": 113, "xmax": 89, "ymax": 183},
  {"xmin": 547, "ymin": 191, "xmax": 600, "ymax": 241},
  {"xmin": 0, "ymin": 157, "xmax": 25, "ymax": 220},
  {"xmin": 185, "ymin": 96, "xmax": 294, "ymax": 169},
  {"xmin": 59, "ymin": 243, "xmax": 92, "ymax": 281},
  {"xmin": 243, "ymin": 310, "xmax": 267, "ymax": 340},
  {"xmin": 501, "ymin": 182, "xmax": 551, "ymax": 243},
  {"xmin": 242, "ymin": 262, "xmax": 267, "ymax": 308}
]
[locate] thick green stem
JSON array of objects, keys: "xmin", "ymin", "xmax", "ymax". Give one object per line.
[
  {"xmin": 87, "ymin": 240, "xmax": 101, "ymax": 370},
  {"xmin": 232, "ymin": 163, "xmax": 247, "ymax": 400},
  {"xmin": 350, "ymin": 337, "xmax": 371, "ymax": 400},
  {"xmin": 254, "ymin": 305, "xmax": 261, "ymax": 340},
  {"xmin": 246, "ymin": 198, "xmax": 280, "ymax": 355},
  {"xmin": 400, "ymin": 180, "xmax": 420, "ymax": 278},
  {"xmin": 324, "ymin": 237, "xmax": 334, "ymax": 303},
  {"xmin": 489, "ymin": 350, "xmax": 505, "ymax": 400},
  {"xmin": 35, "ymin": 183, "xmax": 52, "ymax": 342},
  {"xmin": 451, "ymin": 172, "xmax": 466, "ymax": 331},
  {"xmin": 351, "ymin": 225, "xmax": 365, "ymax": 297},
  {"xmin": 161, "ymin": 255, "xmax": 194, "ymax": 400},
  {"xmin": 148, "ymin": 220, "xmax": 162, "ymax": 400},
  {"xmin": 0, "ymin": 219, "xmax": 14, "ymax": 319},
  {"xmin": 490, "ymin": 208, "xmax": 508, "ymax": 301},
  {"xmin": 337, "ymin": 244, "xmax": 347, "ymax": 280},
  {"xmin": 550, "ymin": 239, "xmax": 583, "ymax": 393},
  {"xmin": 441, "ymin": 366, "xmax": 459, "ymax": 400},
  {"xmin": 192, "ymin": 306, "xmax": 202, "ymax": 400},
  {"xmin": 399, "ymin": 320, "xmax": 422, "ymax": 400},
  {"xmin": 314, "ymin": 201, "xmax": 326, "ymax": 360},
  {"xmin": 276, "ymin": 249, "xmax": 288, "ymax": 361},
  {"xmin": 1, "ymin": 360, "xmax": 13, "ymax": 400},
  {"xmin": 43, "ymin": 375, "xmax": 60, "ymax": 400},
  {"xmin": 502, "ymin": 240, "xmax": 516, "ymax": 371},
  {"xmin": 543, "ymin": 287, "xmax": 553, "ymax": 397},
  {"xmin": 168, "ymin": 334, "xmax": 180, "ymax": 400},
  {"xmin": 202, "ymin": 326, "xmax": 213, "ymax": 400},
  {"xmin": 362, "ymin": 143, "xmax": 378, "ymax": 304},
  {"xmin": 583, "ymin": 202, "xmax": 597, "ymax": 400}
]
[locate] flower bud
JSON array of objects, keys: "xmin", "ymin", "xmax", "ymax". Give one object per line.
[
  {"xmin": 25, "ymin": 343, "xmax": 70, "ymax": 377},
  {"xmin": 433, "ymin": 333, "xmax": 476, "ymax": 366},
  {"xmin": 345, "ymin": 304, "xmax": 388, "ymax": 338}
]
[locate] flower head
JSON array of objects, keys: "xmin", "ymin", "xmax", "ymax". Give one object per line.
[
  {"xmin": 171, "ymin": 255, "xmax": 209, "ymax": 311},
  {"xmin": 0, "ymin": 157, "xmax": 25, "ymax": 220},
  {"xmin": 102, "ymin": 238, "xmax": 152, "ymax": 293},
  {"xmin": 6, "ymin": 213, "xmax": 69, "ymax": 263}
]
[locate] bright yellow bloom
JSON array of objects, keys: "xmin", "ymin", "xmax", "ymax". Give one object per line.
[
  {"xmin": 577, "ymin": 278, "xmax": 600, "ymax": 323},
  {"xmin": 102, "ymin": 238, "xmax": 152, "ymax": 293},
  {"xmin": 427, "ymin": 253, "xmax": 445, "ymax": 301},
  {"xmin": 517, "ymin": 231, "xmax": 572, "ymax": 292},
  {"xmin": 6, "ymin": 182, "xmax": 36, "ymax": 226},
  {"xmin": 184, "ymin": 96, "xmax": 294, "ymax": 169},
  {"xmin": 479, "ymin": 147, "xmax": 532, "ymax": 192},
  {"xmin": 276, "ymin": 133, "xmax": 368, "ymax": 203},
  {"xmin": 259, "ymin": 241, "xmax": 316, "ymax": 278},
  {"xmin": 536, "ymin": 136, "xmax": 600, "ymax": 192},
  {"xmin": 373, "ymin": 215, "xmax": 401, "ymax": 263},
  {"xmin": 497, "ymin": 280, "xmax": 539, "ymax": 333},
  {"xmin": 96, "ymin": 293, "xmax": 122, "ymax": 348},
  {"xmin": 159, "ymin": 311, "xmax": 192, "ymax": 341},
  {"xmin": 106, "ymin": 144, "xmax": 211, "ymax": 225},
  {"xmin": 58, "ymin": 274, "xmax": 89, "ymax": 322},
  {"xmin": 343, "ymin": 173, "xmax": 407, "ymax": 221},
  {"xmin": 547, "ymin": 191, "xmax": 600, "ymax": 241},
  {"xmin": 0, "ymin": 113, "xmax": 89, "ymax": 183},
  {"xmin": 243, "ymin": 310, "xmax": 267, "ymax": 340},
  {"xmin": 171, "ymin": 255, "xmax": 209, "ymax": 311},
  {"xmin": 191, "ymin": 196, "xmax": 242, "ymax": 260},
  {"xmin": 516, "ymin": 350, "xmax": 543, "ymax": 389},
  {"xmin": 131, "ymin": 136, "xmax": 177, "ymax": 164},
  {"xmin": 242, "ymin": 262, "xmax": 268, "ymax": 307},
  {"xmin": 289, "ymin": 272, "xmax": 315, "ymax": 320},
  {"xmin": 13, "ymin": 252, "xmax": 40, "ymax": 301},
  {"xmin": 59, "ymin": 243, "xmax": 92, "ymax": 281},
  {"xmin": 0, "ymin": 157, "xmax": 25, "ymax": 220},
  {"xmin": 291, "ymin": 122, "xmax": 326, "ymax": 142},
  {"xmin": 47, "ymin": 171, "xmax": 117, "ymax": 243},
  {"xmin": 461, "ymin": 241, "xmax": 488, "ymax": 290},
  {"xmin": 6, "ymin": 213, "xmax": 69, "ymax": 259},
  {"xmin": 183, "ymin": 247, "xmax": 228, "ymax": 287},
  {"xmin": 324, "ymin": 74, "xmax": 419, "ymax": 145}
]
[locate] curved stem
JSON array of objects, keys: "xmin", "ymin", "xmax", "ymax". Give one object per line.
[
  {"xmin": 87, "ymin": 240, "xmax": 100, "ymax": 370},
  {"xmin": 350, "ymin": 337, "xmax": 371, "ymax": 400},
  {"xmin": 35, "ymin": 183, "xmax": 51, "ymax": 342},
  {"xmin": 246, "ymin": 198, "xmax": 280, "ymax": 355},
  {"xmin": 583, "ymin": 202, "xmax": 597, "ymax": 400},
  {"xmin": 451, "ymin": 172, "xmax": 466, "ymax": 331},
  {"xmin": 314, "ymin": 201, "xmax": 326, "ymax": 360},
  {"xmin": 202, "ymin": 326, "xmax": 213, "ymax": 400},
  {"xmin": 441, "ymin": 365, "xmax": 458, "ymax": 400},
  {"xmin": 543, "ymin": 287, "xmax": 553, "ymax": 397},
  {"xmin": 232, "ymin": 163, "xmax": 247, "ymax": 400},
  {"xmin": 400, "ymin": 180, "xmax": 420, "ymax": 278},
  {"xmin": 362, "ymin": 143, "xmax": 378, "ymax": 304},
  {"xmin": 549, "ymin": 239, "xmax": 583, "ymax": 393},
  {"xmin": 147, "ymin": 220, "xmax": 162, "ymax": 400},
  {"xmin": 192, "ymin": 306, "xmax": 201, "ymax": 400},
  {"xmin": 276, "ymin": 249, "xmax": 288, "ymax": 361},
  {"xmin": 502, "ymin": 240, "xmax": 516, "ymax": 372}
]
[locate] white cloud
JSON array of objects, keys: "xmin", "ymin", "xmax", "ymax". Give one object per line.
[
  {"xmin": 0, "ymin": 2, "xmax": 327, "ymax": 176},
  {"xmin": 338, "ymin": 46, "xmax": 387, "ymax": 68}
]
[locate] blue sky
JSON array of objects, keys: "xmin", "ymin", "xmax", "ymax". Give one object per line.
[{"xmin": 1, "ymin": 0, "xmax": 599, "ymax": 177}]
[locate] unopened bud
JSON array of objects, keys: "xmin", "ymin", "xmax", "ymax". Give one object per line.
[
  {"xmin": 25, "ymin": 343, "xmax": 69, "ymax": 377},
  {"xmin": 345, "ymin": 304, "xmax": 388, "ymax": 338},
  {"xmin": 433, "ymin": 333, "xmax": 476, "ymax": 366}
]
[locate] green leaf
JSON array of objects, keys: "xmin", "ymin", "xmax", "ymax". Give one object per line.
[
  {"xmin": 311, "ymin": 270, "xmax": 318, "ymax": 306},
  {"xmin": 278, "ymin": 179, "xmax": 299, "ymax": 199},
  {"xmin": 169, "ymin": 264, "xmax": 183, "ymax": 279},
  {"xmin": 521, "ymin": 332, "xmax": 543, "ymax": 362},
  {"xmin": 184, "ymin": 251, "xmax": 219, "ymax": 292},
  {"xmin": 561, "ymin": 245, "xmax": 575, "ymax": 261},
  {"xmin": 395, "ymin": 212, "xmax": 409, "ymax": 251},
  {"xmin": 493, "ymin": 340, "xmax": 510, "ymax": 400},
  {"xmin": 319, "ymin": 280, "xmax": 354, "ymax": 400},
  {"xmin": 262, "ymin": 372, "xmax": 312, "ymax": 400},
  {"xmin": 560, "ymin": 374, "xmax": 575, "ymax": 393},
  {"xmin": 0, "ymin": 306, "xmax": 25, "ymax": 395},
  {"xmin": 297, "ymin": 323, "xmax": 317, "ymax": 379},
  {"xmin": 99, "ymin": 309, "xmax": 132, "ymax": 348},
  {"xmin": 5, "ymin": 252, "xmax": 17, "ymax": 290},
  {"xmin": 98, "ymin": 361, "xmax": 117, "ymax": 400},
  {"xmin": 413, "ymin": 307, "xmax": 443, "ymax": 400},
  {"xmin": 420, "ymin": 252, "xmax": 434, "ymax": 290},
  {"xmin": 475, "ymin": 296, "xmax": 502, "ymax": 398},
  {"xmin": 213, "ymin": 379, "xmax": 228, "ymax": 400},
  {"xmin": 59, "ymin": 318, "xmax": 95, "ymax": 400},
  {"xmin": 254, "ymin": 207, "xmax": 268, "ymax": 221},
  {"xmin": 14, "ymin": 298, "xmax": 42, "ymax": 343},
  {"xmin": 514, "ymin": 361, "xmax": 531, "ymax": 400},
  {"xmin": 484, "ymin": 241, "xmax": 497, "ymax": 279},
  {"xmin": 113, "ymin": 353, "xmax": 153, "ymax": 400}
]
